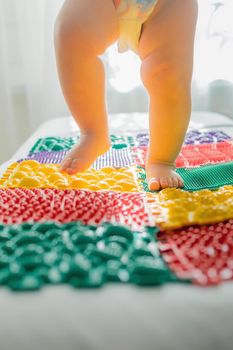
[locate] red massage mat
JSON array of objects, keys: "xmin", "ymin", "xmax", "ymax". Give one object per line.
[
  {"xmin": 0, "ymin": 188, "xmax": 149, "ymax": 229},
  {"xmin": 132, "ymin": 141, "xmax": 233, "ymax": 168},
  {"xmin": 158, "ymin": 220, "xmax": 233, "ymax": 285}
]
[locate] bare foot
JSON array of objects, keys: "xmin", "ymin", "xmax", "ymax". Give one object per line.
[
  {"xmin": 60, "ymin": 133, "xmax": 111, "ymax": 174},
  {"xmin": 146, "ymin": 163, "xmax": 184, "ymax": 191}
]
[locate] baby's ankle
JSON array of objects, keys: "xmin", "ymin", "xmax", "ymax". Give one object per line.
[
  {"xmin": 146, "ymin": 159, "xmax": 176, "ymax": 170},
  {"xmin": 79, "ymin": 131, "xmax": 111, "ymax": 151}
]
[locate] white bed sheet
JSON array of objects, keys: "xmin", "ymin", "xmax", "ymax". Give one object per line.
[{"xmin": 0, "ymin": 112, "xmax": 233, "ymax": 350}]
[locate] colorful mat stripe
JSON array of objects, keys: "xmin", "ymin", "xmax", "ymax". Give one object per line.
[
  {"xmin": 21, "ymin": 148, "xmax": 133, "ymax": 169},
  {"xmin": 0, "ymin": 188, "xmax": 149, "ymax": 230},
  {"xmin": 158, "ymin": 220, "xmax": 233, "ymax": 285},
  {"xmin": 132, "ymin": 141, "xmax": 233, "ymax": 168}
]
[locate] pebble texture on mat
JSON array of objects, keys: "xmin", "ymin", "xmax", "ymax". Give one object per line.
[
  {"xmin": 0, "ymin": 161, "xmax": 139, "ymax": 192},
  {"xmin": 0, "ymin": 222, "xmax": 177, "ymax": 291},
  {"xmin": 146, "ymin": 186, "xmax": 233, "ymax": 229}
]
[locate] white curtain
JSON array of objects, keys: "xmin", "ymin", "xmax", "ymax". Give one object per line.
[{"xmin": 0, "ymin": 0, "xmax": 233, "ymax": 163}]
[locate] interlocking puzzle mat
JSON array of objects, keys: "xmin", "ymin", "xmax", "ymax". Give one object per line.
[
  {"xmin": 0, "ymin": 222, "xmax": 178, "ymax": 291},
  {"xmin": 0, "ymin": 161, "xmax": 139, "ymax": 192},
  {"xmin": 2, "ymin": 128, "xmax": 233, "ymax": 291},
  {"xmin": 146, "ymin": 186, "xmax": 233, "ymax": 230},
  {"xmin": 137, "ymin": 162, "xmax": 233, "ymax": 191},
  {"xmin": 132, "ymin": 141, "xmax": 233, "ymax": 168},
  {"xmin": 136, "ymin": 130, "xmax": 231, "ymax": 147},
  {"xmin": 22, "ymin": 148, "xmax": 133, "ymax": 168},
  {"xmin": 158, "ymin": 220, "xmax": 233, "ymax": 285},
  {"xmin": 0, "ymin": 189, "xmax": 149, "ymax": 229}
]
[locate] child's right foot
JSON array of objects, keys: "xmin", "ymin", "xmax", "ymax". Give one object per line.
[
  {"xmin": 146, "ymin": 162, "xmax": 184, "ymax": 191},
  {"xmin": 60, "ymin": 133, "xmax": 111, "ymax": 174}
]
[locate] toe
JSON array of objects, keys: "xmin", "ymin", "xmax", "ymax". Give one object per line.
[
  {"xmin": 160, "ymin": 177, "xmax": 169, "ymax": 189},
  {"xmin": 171, "ymin": 176, "xmax": 179, "ymax": 188},
  {"xmin": 60, "ymin": 157, "xmax": 72, "ymax": 171},
  {"xmin": 66, "ymin": 158, "xmax": 84, "ymax": 174},
  {"xmin": 65, "ymin": 168, "xmax": 75, "ymax": 175},
  {"xmin": 167, "ymin": 177, "xmax": 174, "ymax": 188},
  {"xmin": 70, "ymin": 158, "xmax": 80, "ymax": 169},
  {"xmin": 179, "ymin": 180, "xmax": 184, "ymax": 188},
  {"xmin": 177, "ymin": 175, "xmax": 184, "ymax": 188},
  {"xmin": 148, "ymin": 178, "xmax": 161, "ymax": 191}
]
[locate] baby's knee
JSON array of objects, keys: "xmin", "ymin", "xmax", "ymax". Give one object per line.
[{"xmin": 141, "ymin": 53, "xmax": 192, "ymax": 93}]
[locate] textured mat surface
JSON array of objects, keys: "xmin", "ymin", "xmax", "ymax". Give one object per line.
[
  {"xmin": 110, "ymin": 134, "xmax": 135, "ymax": 149},
  {"xmin": 185, "ymin": 130, "xmax": 231, "ymax": 144},
  {"xmin": 29, "ymin": 131, "xmax": 232, "ymax": 155},
  {"xmin": 136, "ymin": 162, "xmax": 233, "ymax": 191},
  {"xmin": 23, "ymin": 151, "xmax": 68, "ymax": 164},
  {"xmin": 29, "ymin": 135, "xmax": 136, "ymax": 155},
  {"xmin": 4, "ymin": 129, "xmax": 233, "ymax": 291},
  {"xmin": 177, "ymin": 162, "xmax": 233, "ymax": 190},
  {"xmin": 0, "ymin": 189, "xmax": 148, "ymax": 229},
  {"xmin": 132, "ymin": 141, "xmax": 233, "ymax": 168},
  {"xmin": 135, "ymin": 130, "xmax": 231, "ymax": 147},
  {"xmin": 158, "ymin": 220, "xmax": 233, "ymax": 285},
  {"xmin": 30, "ymin": 137, "xmax": 77, "ymax": 153},
  {"xmin": 0, "ymin": 161, "xmax": 139, "ymax": 192},
  {"xmin": 176, "ymin": 141, "xmax": 233, "ymax": 167},
  {"xmin": 136, "ymin": 132, "xmax": 150, "ymax": 147},
  {"xmin": 0, "ymin": 222, "xmax": 177, "ymax": 291},
  {"xmin": 22, "ymin": 148, "xmax": 133, "ymax": 169},
  {"xmin": 146, "ymin": 186, "xmax": 233, "ymax": 229},
  {"xmin": 93, "ymin": 148, "xmax": 132, "ymax": 168}
]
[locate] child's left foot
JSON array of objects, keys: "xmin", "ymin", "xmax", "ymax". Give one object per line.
[
  {"xmin": 146, "ymin": 163, "xmax": 184, "ymax": 191},
  {"xmin": 60, "ymin": 133, "xmax": 111, "ymax": 175}
]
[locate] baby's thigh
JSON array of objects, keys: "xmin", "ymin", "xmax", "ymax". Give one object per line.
[
  {"xmin": 139, "ymin": 0, "xmax": 198, "ymax": 61},
  {"xmin": 138, "ymin": 0, "xmax": 198, "ymax": 86},
  {"xmin": 56, "ymin": 0, "xmax": 119, "ymax": 54}
]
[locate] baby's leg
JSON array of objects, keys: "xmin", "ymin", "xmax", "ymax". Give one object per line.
[
  {"xmin": 54, "ymin": 0, "xmax": 119, "ymax": 174},
  {"xmin": 138, "ymin": 0, "xmax": 198, "ymax": 190}
]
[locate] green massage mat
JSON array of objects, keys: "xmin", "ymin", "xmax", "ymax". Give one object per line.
[{"xmin": 138, "ymin": 162, "xmax": 233, "ymax": 192}]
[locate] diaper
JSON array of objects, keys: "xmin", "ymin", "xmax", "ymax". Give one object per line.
[{"xmin": 114, "ymin": 0, "xmax": 158, "ymax": 54}]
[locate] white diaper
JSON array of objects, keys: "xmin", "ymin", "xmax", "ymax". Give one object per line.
[{"xmin": 114, "ymin": 0, "xmax": 158, "ymax": 54}]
